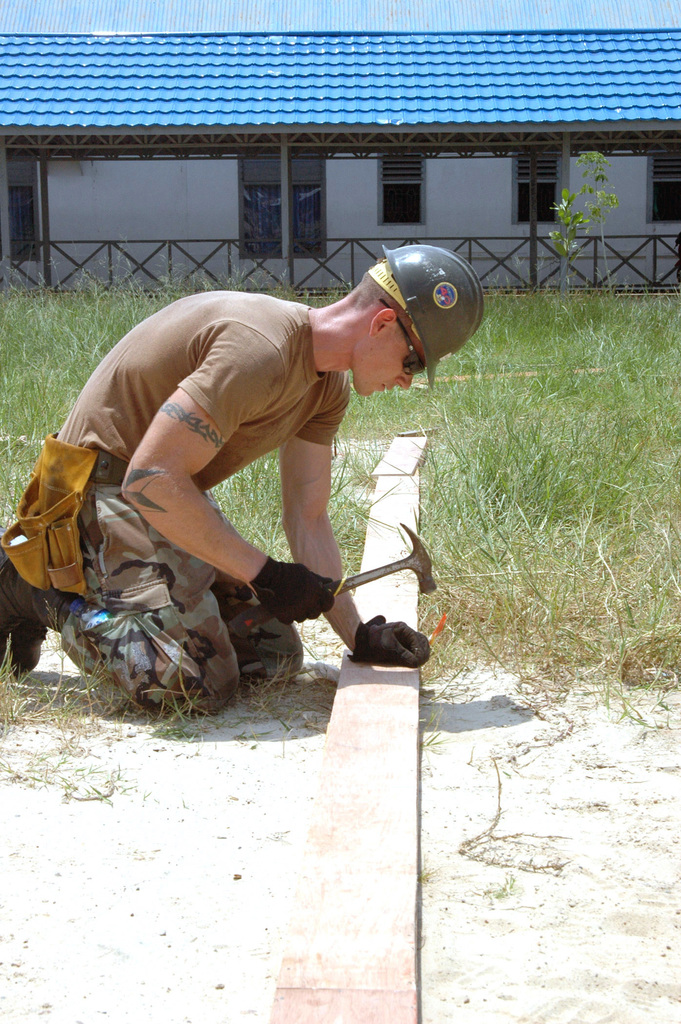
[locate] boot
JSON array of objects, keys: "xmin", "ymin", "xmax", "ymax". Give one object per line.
[{"xmin": 0, "ymin": 529, "xmax": 72, "ymax": 674}]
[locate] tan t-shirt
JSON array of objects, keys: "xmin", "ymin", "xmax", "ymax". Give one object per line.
[{"xmin": 58, "ymin": 292, "xmax": 349, "ymax": 491}]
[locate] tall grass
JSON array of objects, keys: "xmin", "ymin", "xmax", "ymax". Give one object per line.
[
  {"xmin": 417, "ymin": 293, "xmax": 681, "ymax": 692},
  {"xmin": 2, "ymin": 283, "xmax": 681, "ymax": 696}
]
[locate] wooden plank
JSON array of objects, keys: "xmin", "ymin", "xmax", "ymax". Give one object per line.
[
  {"xmin": 274, "ymin": 663, "xmax": 418, "ymax": 993},
  {"xmin": 371, "ymin": 435, "xmax": 427, "ymax": 477},
  {"xmin": 269, "ymin": 437, "xmax": 426, "ymax": 1024},
  {"xmin": 271, "ymin": 988, "xmax": 417, "ymax": 1023},
  {"xmin": 355, "ymin": 475, "xmax": 420, "ymax": 625}
]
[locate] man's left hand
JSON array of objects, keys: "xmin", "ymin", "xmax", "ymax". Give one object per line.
[{"xmin": 350, "ymin": 615, "xmax": 430, "ymax": 668}]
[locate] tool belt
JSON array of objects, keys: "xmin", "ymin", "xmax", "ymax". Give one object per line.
[{"xmin": 1, "ymin": 435, "xmax": 128, "ymax": 594}]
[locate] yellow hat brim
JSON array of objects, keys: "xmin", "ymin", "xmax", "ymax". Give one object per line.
[{"xmin": 367, "ymin": 260, "xmax": 422, "ymax": 340}]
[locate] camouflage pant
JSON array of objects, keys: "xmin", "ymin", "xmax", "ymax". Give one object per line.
[{"xmin": 60, "ymin": 485, "xmax": 302, "ymax": 713}]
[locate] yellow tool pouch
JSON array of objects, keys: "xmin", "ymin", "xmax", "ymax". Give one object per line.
[{"xmin": 1, "ymin": 434, "xmax": 98, "ymax": 594}]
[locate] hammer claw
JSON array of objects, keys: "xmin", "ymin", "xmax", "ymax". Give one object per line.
[{"xmin": 334, "ymin": 522, "xmax": 436, "ymax": 596}]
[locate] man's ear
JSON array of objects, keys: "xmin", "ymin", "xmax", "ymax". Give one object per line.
[{"xmin": 368, "ymin": 305, "xmax": 396, "ymax": 337}]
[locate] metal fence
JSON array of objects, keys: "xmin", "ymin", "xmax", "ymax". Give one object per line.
[{"xmin": 2, "ymin": 233, "xmax": 680, "ymax": 291}]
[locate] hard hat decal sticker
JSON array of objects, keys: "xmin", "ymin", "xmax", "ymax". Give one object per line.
[{"xmin": 433, "ymin": 282, "xmax": 458, "ymax": 308}]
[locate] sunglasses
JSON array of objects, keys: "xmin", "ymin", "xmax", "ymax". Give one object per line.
[{"xmin": 379, "ymin": 300, "xmax": 426, "ymax": 376}]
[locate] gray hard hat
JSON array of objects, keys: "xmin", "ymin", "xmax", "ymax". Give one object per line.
[{"xmin": 382, "ymin": 244, "xmax": 484, "ymax": 385}]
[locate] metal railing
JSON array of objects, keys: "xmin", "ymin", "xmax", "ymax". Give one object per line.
[{"xmin": 2, "ymin": 234, "xmax": 680, "ymax": 291}]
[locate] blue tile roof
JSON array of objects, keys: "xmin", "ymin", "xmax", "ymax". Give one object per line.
[
  {"xmin": 1, "ymin": 31, "xmax": 680, "ymax": 129},
  {"xmin": 2, "ymin": 0, "xmax": 680, "ymax": 34}
]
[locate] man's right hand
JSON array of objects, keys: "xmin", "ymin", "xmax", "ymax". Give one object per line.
[{"xmin": 250, "ymin": 558, "xmax": 335, "ymax": 624}]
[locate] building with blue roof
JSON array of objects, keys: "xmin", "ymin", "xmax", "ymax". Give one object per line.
[{"xmin": 0, "ymin": 0, "xmax": 679, "ymax": 288}]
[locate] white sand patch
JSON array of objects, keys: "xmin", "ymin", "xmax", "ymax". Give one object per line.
[
  {"xmin": 420, "ymin": 669, "xmax": 681, "ymax": 1024},
  {"xmin": 1, "ymin": 629, "xmax": 679, "ymax": 1023}
]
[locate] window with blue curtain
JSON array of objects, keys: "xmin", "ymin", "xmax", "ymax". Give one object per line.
[
  {"xmin": 243, "ymin": 183, "xmax": 281, "ymax": 256},
  {"xmin": 10, "ymin": 185, "xmax": 36, "ymax": 259},
  {"xmin": 241, "ymin": 159, "xmax": 324, "ymax": 257},
  {"xmin": 293, "ymin": 184, "xmax": 322, "ymax": 255},
  {"xmin": 1, "ymin": 161, "xmax": 38, "ymax": 260}
]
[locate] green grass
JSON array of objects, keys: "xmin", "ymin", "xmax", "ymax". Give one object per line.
[
  {"xmin": 2, "ymin": 284, "xmax": 681, "ymax": 706},
  {"xmin": 417, "ymin": 293, "xmax": 681, "ymax": 693}
]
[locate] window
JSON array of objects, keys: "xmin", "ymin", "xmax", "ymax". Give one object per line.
[
  {"xmin": 381, "ymin": 157, "xmax": 423, "ymax": 224},
  {"xmin": 240, "ymin": 157, "xmax": 324, "ymax": 257},
  {"xmin": 1, "ymin": 159, "xmax": 38, "ymax": 260},
  {"xmin": 649, "ymin": 155, "xmax": 681, "ymax": 222},
  {"xmin": 515, "ymin": 155, "xmax": 559, "ymax": 223}
]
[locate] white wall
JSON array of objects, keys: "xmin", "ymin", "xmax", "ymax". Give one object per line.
[
  {"xmin": 47, "ymin": 154, "xmax": 660, "ymax": 241},
  {"xmin": 325, "ymin": 154, "xmax": 663, "ymax": 235},
  {"xmin": 325, "ymin": 158, "xmax": 377, "ymax": 237},
  {"xmin": 48, "ymin": 158, "xmax": 240, "ymax": 238},
  {"xmin": 564, "ymin": 155, "xmax": 645, "ymax": 231},
  {"xmin": 425, "ymin": 157, "xmax": 513, "ymax": 236},
  {"xmin": 43, "ymin": 158, "xmax": 241, "ymax": 285},
  {"xmin": 37, "ymin": 152, "xmax": 679, "ymax": 288},
  {"xmin": 325, "ymin": 156, "xmax": 513, "ymax": 239}
]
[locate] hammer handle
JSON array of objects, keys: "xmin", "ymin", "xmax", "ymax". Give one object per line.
[
  {"xmin": 227, "ymin": 563, "xmax": 410, "ymax": 638},
  {"xmin": 333, "ymin": 561, "xmax": 411, "ymax": 595}
]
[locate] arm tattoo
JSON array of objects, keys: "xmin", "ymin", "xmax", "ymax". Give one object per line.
[
  {"xmin": 124, "ymin": 467, "xmax": 168, "ymax": 513},
  {"xmin": 160, "ymin": 401, "xmax": 224, "ymax": 450}
]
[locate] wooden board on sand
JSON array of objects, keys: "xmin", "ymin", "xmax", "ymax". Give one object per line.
[{"xmin": 270, "ymin": 436, "xmax": 426, "ymax": 1024}]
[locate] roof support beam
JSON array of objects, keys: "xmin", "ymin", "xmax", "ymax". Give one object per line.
[
  {"xmin": 560, "ymin": 132, "xmax": 571, "ymax": 294},
  {"xmin": 280, "ymin": 140, "xmax": 294, "ymax": 286},
  {"xmin": 0, "ymin": 141, "xmax": 10, "ymax": 290},
  {"xmin": 0, "ymin": 127, "xmax": 680, "ymax": 161},
  {"xmin": 39, "ymin": 152, "xmax": 52, "ymax": 287},
  {"xmin": 529, "ymin": 149, "xmax": 538, "ymax": 289}
]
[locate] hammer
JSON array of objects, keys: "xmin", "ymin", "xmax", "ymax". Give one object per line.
[{"xmin": 228, "ymin": 523, "xmax": 436, "ymax": 638}]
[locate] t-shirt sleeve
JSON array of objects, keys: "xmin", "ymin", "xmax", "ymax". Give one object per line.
[
  {"xmin": 295, "ymin": 371, "xmax": 350, "ymax": 446},
  {"xmin": 178, "ymin": 325, "xmax": 285, "ymax": 440}
]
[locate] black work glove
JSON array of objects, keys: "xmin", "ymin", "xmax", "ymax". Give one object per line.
[
  {"xmin": 350, "ymin": 615, "xmax": 430, "ymax": 668},
  {"xmin": 250, "ymin": 557, "xmax": 335, "ymax": 625}
]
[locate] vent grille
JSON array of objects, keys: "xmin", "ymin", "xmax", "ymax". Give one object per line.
[
  {"xmin": 652, "ymin": 155, "xmax": 681, "ymax": 180},
  {"xmin": 382, "ymin": 157, "xmax": 423, "ymax": 183},
  {"xmin": 517, "ymin": 155, "xmax": 559, "ymax": 181}
]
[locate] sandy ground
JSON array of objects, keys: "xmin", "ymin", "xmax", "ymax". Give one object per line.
[
  {"xmin": 420, "ymin": 671, "xmax": 681, "ymax": 1024},
  {"xmin": 1, "ymin": 627, "xmax": 680, "ymax": 1024}
]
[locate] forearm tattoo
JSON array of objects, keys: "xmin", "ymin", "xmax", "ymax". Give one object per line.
[
  {"xmin": 124, "ymin": 467, "xmax": 168, "ymax": 513},
  {"xmin": 160, "ymin": 401, "xmax": 224, "ymax": 450}
]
